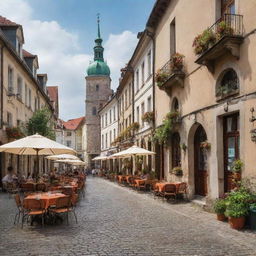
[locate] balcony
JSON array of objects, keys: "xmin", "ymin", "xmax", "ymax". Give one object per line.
[
  {"xmin": 194, "ymin": 14, "xmax": 244, "ymax": 73},
  {"xmin": 156, "ymin": 53, "xmax": 185, "ymax": 94}
]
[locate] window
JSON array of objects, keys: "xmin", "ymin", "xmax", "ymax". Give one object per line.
[
  {"xmin": 102, "ymin": 134, "xmax": 104, "ymax": 149},
  {"xmin": 113, "ymin": 129, "xmax": 116, "ymax": 139},
  {"xmin": 101, "ymin": 116, "xmax": 104, "ymax": 127},
  {"xmin": 28, "ymin": 89, "xmax": 31, "ymax": 107},
  {"xmin": 113, "ymin": 106, "xmax": 116, "ymax": 121},
  {"xmin": 125, "ymin": 118, "xmax": 128, "ymax": 129},
  {"xmin": 172, "ymin": 133, "xmax": 181, "ymax": 168},
  {"xmin": 92, "ymin": 107, "xmax": 97, "ymax": 116},
  {"xmin": 147, "ymin": 50, "xmax": 152, "ymax": 77},
  {"xmin": 105, "ymin": 133, "xmax": 108, "ymax": 148},
  {"xmin": 141, "ymin": 62, "xmax": 145, "ymax": 85},
  {"xmin": 8, "ymin": 67, "xmax": 13, "ymax": 93},
  {"xmin": 221, "ymin": 0, "xmax": 235, "ymax": 16},
  {"xmin": 129, "ymin": 114, "xmax": 131, "ymax": 125},
  {"xmin": 147, "ymin": 96, "xmax": 152, "ymax": 112},
  {"xmin": 136, "ymin": 70, "xmax": 139, "ymax": 92},
  {"xmin": 136, "ymin": 106, "xmax": 140, "ymax": 122},
  {"xmin": 34, "ymin": 97, "xmax": 37, "ymax": 111},
  {"xmin": 105, "ymin": 113, "xmax": 108, "ymax": 126},
  {"xmin": 141, "ymin": 102, "xmax": 145, "ymax": 126},
  {"xmin": 172, "ymin": 97, "xmax": 179, "ymax": 112},
  {"xmin": 129, "ymin": 83, "xmax": 132, "ymax": 105},
  {"xmin": 7, "ymin": 112, "xmax": 13, "ymax": 127},
  {"xmin": 17, "ymin": 77, "xmax": 22, "ymax": 100},
  {"xmin": 110, "ymin": 109, "xmax": 112, "ymax": 124},
  {"xmin": 170, "ymin": 19, "xmax": 176, "ymax": 56},
  {"xmin": 66, "ymin": 140, "xmax": 71, "ymax": 147},
  {"xmin": 67, "ymin": 131, "xmax": 72, "ymax": 136},
  {"xmin": 96, "ymin": 84, "xmax": 99, "ymax": 91},
  {"xmin": 38, "ymin": 97, "xmax": 40, "ymax": 110},
  {"xmin": 110, "ymin": 130, "xmax": 112, "ymax": 143},
  {"xmin": 125, "ymin": 89, "xmax": 128, "ymax": 109},
  {"xmin": 216, "ymin": 69, "xmax": 239, "ymax": 98}
]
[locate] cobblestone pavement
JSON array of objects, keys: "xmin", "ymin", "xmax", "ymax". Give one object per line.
[{"xmin": 0, "ymin": 177, "xmax": 256, "ymax": 256}]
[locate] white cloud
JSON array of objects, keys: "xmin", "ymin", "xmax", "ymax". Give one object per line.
[{"xmin": 0, "ymin": 0, "xmax": 138, "ymax": 120}]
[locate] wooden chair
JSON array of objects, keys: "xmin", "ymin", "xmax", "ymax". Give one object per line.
[
  {"xmin": 22, "ymin": 198, "xmax": 46, "ymax": 228},
  {"xmin": 6, "ymin": 182, "xmax": 19, "ymax": 197},
  {"xmin": 49, "ymin": 196, "xmax": 77, "ymax": 224},
  {"xmin": 160, "ymin": 184, "xmax": 177, "ymax": 200},
  {"xmin": 14, "ymin": 194, "xmax": 25, "ymax": 225},
  {"xmin": 20, "ymin": 183, "xmax": 35, "ymax": 193},
  {"xmin": 176, "ymin": 182, "xmax": 188, "ymax": 200},
  {"xmin": 35, "ymin": 183, "xmax": 47, "ymax": 192}
]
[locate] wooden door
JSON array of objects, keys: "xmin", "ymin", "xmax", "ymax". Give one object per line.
[
  {"xmin": 223, "ymin": 113, "xmax": 239, "ymax": 192},
  {"xmin": 194, "ymin": 125, "xmax": 208, "ymax": 196},
  {"xmin": 221, "ymin": 0, "xmax": 235, "ymax": 16}
]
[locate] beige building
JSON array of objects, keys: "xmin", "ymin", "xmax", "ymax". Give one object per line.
[
  {"xmin": 63, "ymin": 117, "xmax": 85, "ymax": 159},
  {"xmin": 148, "ymin": 0, "xmax": 256, "ymax": 199},
  {"xmin": 0, "ymin": 16, "xmax": 55, "ymax": 182}
]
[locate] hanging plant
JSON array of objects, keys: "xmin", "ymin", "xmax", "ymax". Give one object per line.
[
  {"xmin": 153, "ymin": 111, "xmax": 181, "ymax": 144},
  {"xmin": 142, "ymin": 111, "xmax": 154, "ymax": 123},
  {"xmin": 216, "ymin": 21, "xmax": 234, "ymax": 39},
  {"xmin": 155, "ymin": 70, "xmax": 170, "ymax": 87},
  {"xmin": 6, "ymin": 127, "xmax": 25, "ymax": 140},
  {"xmin": 231, "ymin": 159, "xmax": 243, "ymax": 173},
  {"xmin": 171, "ymin": 53, "xmax": 185, "ymax": 71},
  {"xmin": 130, "ymin": 122, "xmax": 140, "ymax": 131}
]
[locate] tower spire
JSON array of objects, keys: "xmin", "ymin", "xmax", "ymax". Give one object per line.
[
  {"xmin": 97, "ymin": 13, "xmax": 101, "ymax": 39},
  {"xmin": 94, "ymin": 13, "xmax": 104, "ymax": 61}
]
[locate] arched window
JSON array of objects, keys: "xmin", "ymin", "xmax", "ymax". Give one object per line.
[
  {"xmin": 92, "ymin": 107, "xmax": 97, "ymax": 116},
  {"xmin": 172, "ymin": 97, "xmax": 179, "ymax": 112},
  {"xmin": 96, "ymin": 84, "xmax": 99, "ymax": 91},
  {"xmin": 172, "ymin": 133, "xmax": 181, "ymax": 168},
  {"xmin": 216, "ymin": 69, "xmax": 239, "ymax": 98}
]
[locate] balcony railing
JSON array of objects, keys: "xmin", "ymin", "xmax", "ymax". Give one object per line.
[
  {"xmin": 210, "ymin": 14, "xmax": 243, "ymax": 37},
  {"xmin": 156, "ymin": 54, "xmax": 185, "ymax": 90},
  {"xmin": 194, "ymin": 14, "xmax": 244, "ymax": 72}
]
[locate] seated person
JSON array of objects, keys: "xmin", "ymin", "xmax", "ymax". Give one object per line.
[{"xmin": 2, "ymin": 166, "xmax": 17, "ymax": 189}]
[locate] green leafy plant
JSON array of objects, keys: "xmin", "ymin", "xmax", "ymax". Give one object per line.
[
  {"xmin": 225, "ymin": 202, "xmax": 248, "ymax": 218},
  {"xmin": 171, "ymin": 166, "xmax": 183, "ymax": 176},
  {"xmin": 155, "ymin": 70, "xmax": 170, "ymax": 87},
  {"xmin": 231, "ymin": 159, "xmax": 243, "ymax": 173},
  {"xmin": 153, "ymin": 111, "xmax": 181, "ymax": 144},
  {"xmin": 213, "ymin": 198, "xmax": 227, "ymax": 214},
  {"xmin": 25, "ymin": 108, "xmax": 55, "ymax": 140},
  {"xmin": 180, "ymin": 143, "xmax": 187, "ymax": 152},
  {"xmin": 216, "ymin": 21, "xmax": 234, "ymax": 39},
  {"xmin": 193, "ymin": 29, "xmax": 216, "ymax": 55}
]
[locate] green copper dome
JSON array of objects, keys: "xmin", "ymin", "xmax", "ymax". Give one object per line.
[
  {"xmin": 87, "ymin": 60, "xmax": 110, "ymax": 76},
  {"xmin": 87, "ymin": 16, "xmax": 110, "ymax": 76}
]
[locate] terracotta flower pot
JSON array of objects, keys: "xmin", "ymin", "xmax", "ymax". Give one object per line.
[
  {"xmin": 228, "ymin": 216, "xmax": 245, "ymax": 230},
  {"xmin": 233, "ymin": 172, "xmax": 241, "ymax": 180},
  {"xmin": 217, "ymin": 213, "xmax": 226, "ymax": 221}
]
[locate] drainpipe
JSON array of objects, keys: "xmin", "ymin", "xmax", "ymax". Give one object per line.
[{"xmin": 0, "ymin": 46, "xmax": 4, "ymax": 129}]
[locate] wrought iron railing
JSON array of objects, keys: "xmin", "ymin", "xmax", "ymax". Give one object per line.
[
  {"xmin": 209, "ymin": 14, "xmax": 243, "ymax": 37},
  {"xmin": 156, "ymin": 55, "xmax": 184, "ymax": 88}
]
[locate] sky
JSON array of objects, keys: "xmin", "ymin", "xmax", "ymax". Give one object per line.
[{"xmin": 0, "ymin": 0, "xmax": 155, "ymax": 120}]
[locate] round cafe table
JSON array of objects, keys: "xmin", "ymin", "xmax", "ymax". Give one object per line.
[
  {"xmin": 155, "ymin": 182, "xmax": 182, "ymax": 192},
  {"xmin": 24, "ymin": 192, "xmax": 67, "ymax": 209}
]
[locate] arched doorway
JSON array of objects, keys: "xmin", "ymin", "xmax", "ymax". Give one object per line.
[{"xmin": 194, "ymin": 125, "xmax": 208, "ymax": 196}]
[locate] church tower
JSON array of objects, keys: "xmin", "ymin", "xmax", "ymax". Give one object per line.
[{"xmin": 84, "ymin": 16, "xmax": 112, "ymax": 168}]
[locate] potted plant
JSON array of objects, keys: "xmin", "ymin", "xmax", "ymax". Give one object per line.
[
  {"xmin": 216, "ymin": 21, "xmax": 234, "ymax": 39},
  {"xmin": 141, "ymin": 111, "xmax": 154, "ymax": 123},
  {"xmin": 193, "ymin": 29, "xmax": 216, "ymax": 55},
  {"xmin": 155, "ymin": 70, "xmax": 170, "ymax": 87},
  {"xmin": 231, "ymin": 159, "xmax": 243, "ymax": 180},
  {"xmin": 171, "ymin": 53, "xmax": 184, "ymax": 71},
  {"xmin": 171, "ymin": 166, "xmax": 183, "ymax": 176},
  {"xmin": 225, "ymin": 202, "xmax": 248, "ymax": 229},
  {"xmin": 5, "ymin": 127, "xmax": 24, "ymax": 141},
  {"xmin": 213, "ymin": 198, "xmax": 227, "ymax": 221}
]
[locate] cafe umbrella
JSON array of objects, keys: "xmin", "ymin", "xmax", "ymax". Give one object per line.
[
  {"xmin": 46, "ymin": 154, "xmax": 79, "ymax": 160},
  {"xmin": 110, "ymin": 145, "xmax": 156, "ymax": 174},
  {"xmin": 0, "ymin": 133, "xmax": 76, "ymax": 180}
]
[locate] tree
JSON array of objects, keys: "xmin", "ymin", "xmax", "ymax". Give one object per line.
[{"xmin": 25, "ymin": 108, "xmax": 55, "ymax": 140}]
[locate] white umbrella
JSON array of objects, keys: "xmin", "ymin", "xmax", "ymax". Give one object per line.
[
  {"xmin": 0, "ymin": 133, "xmax": 76, "ymax": 179},
  {"xmin": 46, "ymin": 154, "xmax": 79, "ymax": 160},
  {"xmin": 110, "ymin": 145, "xmax": 155, "ymax": 158},
  {"xmin": 56, "ymin": 159, "xmax": 86, "ymax": 166},
  {"xmin": 92, "ymin": 155, "xmax": 108, "ymax": 161},
  {"xmin": 110, "ymin": 145, "xmax": 155, "ymax": 175}
]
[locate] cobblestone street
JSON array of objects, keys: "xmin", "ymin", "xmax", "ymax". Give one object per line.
[{"xmin": 0, "ymin": 177, "xmax": 256, "ymax": 256}]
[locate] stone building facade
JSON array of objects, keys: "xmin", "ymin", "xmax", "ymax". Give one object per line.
[
  {"xmin": 0, "ymin": 16, "xmax": 55, "ymax": 182},
  {"xmin": 148, "ymin": 0, "xmax": 256, "ymax": 199},
  {"xmin": 84, "ymin": 19, "xmax": 112, "ymax": 169}
]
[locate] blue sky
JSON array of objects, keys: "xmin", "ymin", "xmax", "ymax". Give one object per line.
[{"xmin": 1, "ymin": 0, "xmax": 155, "ymax": 120}]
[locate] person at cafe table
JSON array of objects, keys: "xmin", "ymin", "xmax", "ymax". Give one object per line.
[{"xmin": 2, "ymin": 166, "xmax": 17, "ymax": 189}]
